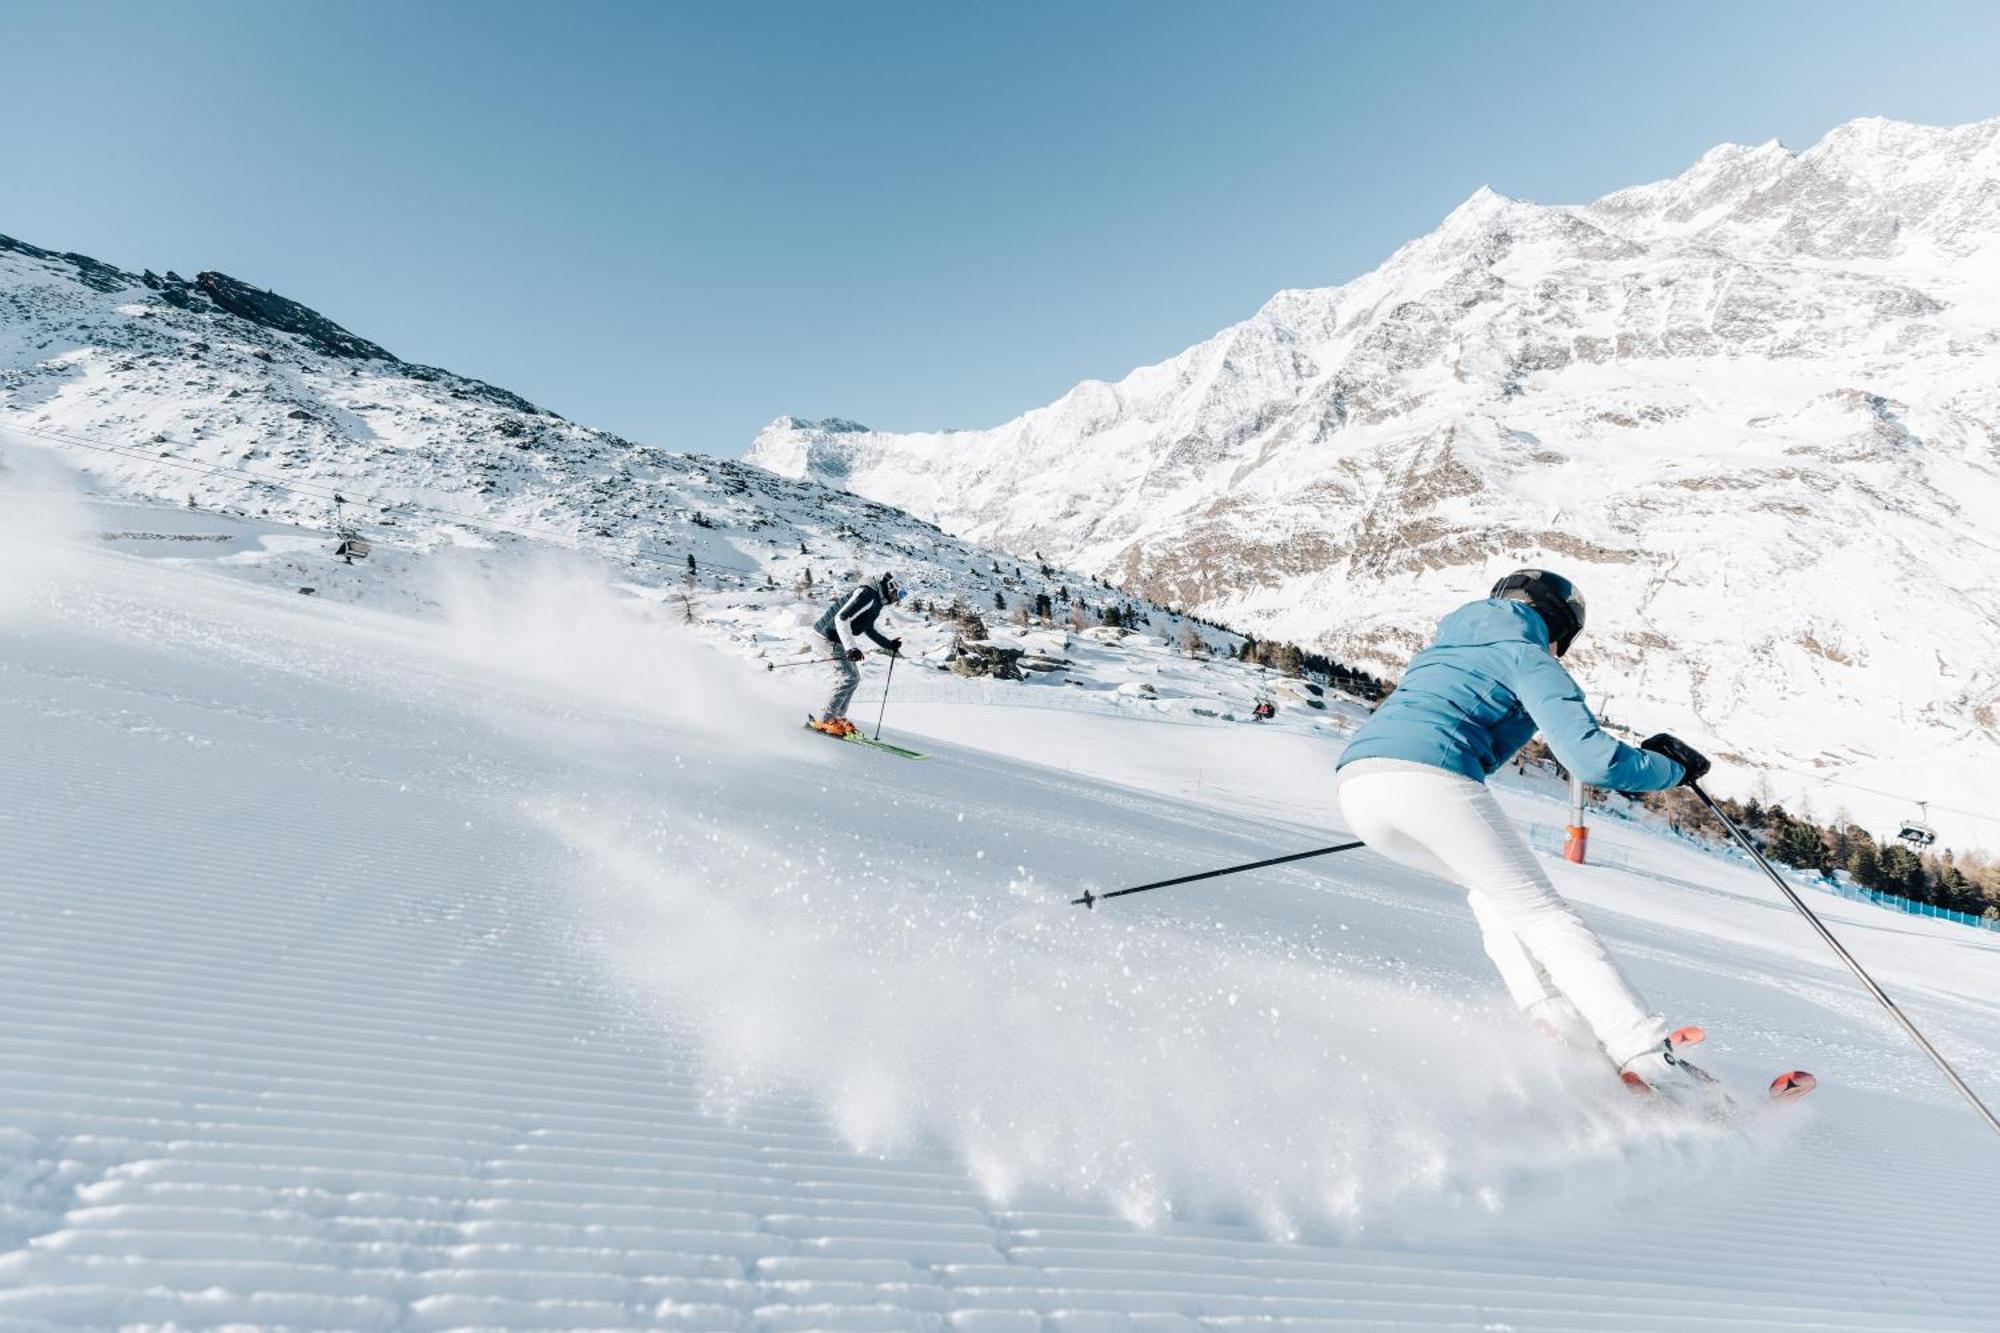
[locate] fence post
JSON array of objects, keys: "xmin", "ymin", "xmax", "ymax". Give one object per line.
[{"xmin": 1563, "ymin": 773, "xmax": 1589, "ymax": 864}]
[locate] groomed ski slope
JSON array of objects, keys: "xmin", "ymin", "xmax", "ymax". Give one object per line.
[{"xmin": 3, "ymin": 521, "xmax": 1999, "ymax": 1330}]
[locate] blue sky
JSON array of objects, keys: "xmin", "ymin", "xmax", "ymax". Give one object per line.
[{"xmin": 7, "ymin": 1, "xmax": 2000, "ymax": 455}]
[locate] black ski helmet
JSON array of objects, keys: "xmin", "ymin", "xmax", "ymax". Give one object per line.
[
  {"xmin": 1492, "ymin": 568, "xmax": 1586, "ymax": 656},
  {"xmin": 877, "ymin": 571, "xmax": 902, "ymax": 603}
]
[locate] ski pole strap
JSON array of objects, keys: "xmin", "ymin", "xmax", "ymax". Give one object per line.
[
  {"xmin": 1693, "ymin": 783, "xmax": 2000, "ymax": 1141},
  {"xmin": 1073, "ymin": 840, "xmax": 1364, "ymax": 909}
]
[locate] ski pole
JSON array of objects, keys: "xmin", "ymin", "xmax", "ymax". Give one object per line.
[
  {"xmin": 1693, "ymin": 782, "xmax": 2000, "ymax": 1140},
  {"xmin": 874, "ymin": 649, "xmax": 897, "ymax": 741},
  {"xmin": 1073, "ymin": 840, "xmax": 1364, "ymax": 910},
  {"xmin": 765, "ymin": 655, "xmax": 845, "ymax": 671}
]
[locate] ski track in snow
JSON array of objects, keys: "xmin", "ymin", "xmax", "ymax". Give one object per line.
[{"xmin": 3, "ymin": 533, "xmax": 1999, "ymax": 1329}]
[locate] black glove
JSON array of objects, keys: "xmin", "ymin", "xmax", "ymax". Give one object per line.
[
  {"xmin": 847, "ymin": 648, "xmax": 866, "ymax": 662},
  {"xmin": 887, "ymin": 638, "xmax": 904, "ymax": 657},
  {"xmin": 1641, "ymin": 733, "xmax": 1710, "ymax": 787}
]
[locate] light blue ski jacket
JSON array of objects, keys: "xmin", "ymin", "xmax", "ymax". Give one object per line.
[{"xmin": 1336, "ymin": 598, "xmax": 1683, "ymax": 791}]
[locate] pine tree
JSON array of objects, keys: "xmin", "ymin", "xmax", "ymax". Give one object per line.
[
  {"xmin": 1773, "ymin": 820, "xmax": 1827, "ymax": 871},
  {"xmin": 1848, "ymin": 840, "xmax": 1885, "ymax": 890},
  {"xmin": 1938, "ymin": 860, "xmax": 1975, "ymax": 912},
  {"xmin": 1883, "ymin": 845, "xmax": 1925, "ymax": 896}
]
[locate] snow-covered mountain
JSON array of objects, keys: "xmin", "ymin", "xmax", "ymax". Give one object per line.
[{"xmin": 750, "ymin": 116, "xmax": 2000, "ymax": 842}]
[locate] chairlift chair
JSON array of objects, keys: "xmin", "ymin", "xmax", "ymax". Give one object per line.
[{"xmin": 1897, "ymin": 801, "xmax": 1937, "ymax": 848}]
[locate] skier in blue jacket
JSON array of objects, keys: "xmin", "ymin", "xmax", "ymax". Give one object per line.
[{"xmin": 1336, "ymin": 569, "xmax": 1712, "ymax": 1091}]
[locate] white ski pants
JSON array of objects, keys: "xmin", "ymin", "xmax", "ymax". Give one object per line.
[{"xmin": 1336, "ymin": 758, "xmax": 1667, "ymax": 1065}]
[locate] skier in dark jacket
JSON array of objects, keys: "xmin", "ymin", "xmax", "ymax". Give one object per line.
[{"xmin": 809, "ymin": 572, "xmax": 903, "ymax": 736}]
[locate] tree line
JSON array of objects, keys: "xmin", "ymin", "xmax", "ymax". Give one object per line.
[
  {"xmin": 1633, "ymin": 787, "xmax": 2000, "ymax": 920},
  {"xmin": 1513, "ymin": 735, "xmax": 2000, "ymax": 921}
]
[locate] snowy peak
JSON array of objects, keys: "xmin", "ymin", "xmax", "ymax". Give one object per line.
[
  {"xmin": 751, "ymin": 415, "xmax": 877, "ymax": 488},
  {"xmin": 1584, "ymin": 113, "xmax": 2000, "ymax": 260},
  {"xmin": 1432, "ymin": 184, "xmax": 1523, "ymax": 237},
  {"xmin": 1585, "ymin": 139, "xmax": 1794, "ymax": 236}
]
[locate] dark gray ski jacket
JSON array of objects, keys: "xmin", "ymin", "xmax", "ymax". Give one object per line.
[{"xmin": 816, "ymin": 582, "xmax": 896, "ymax": 652}]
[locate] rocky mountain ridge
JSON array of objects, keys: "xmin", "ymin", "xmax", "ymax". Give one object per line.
[{"xmin": 0, "ymin": 227, "xmax": 1157, "ymax": 641}]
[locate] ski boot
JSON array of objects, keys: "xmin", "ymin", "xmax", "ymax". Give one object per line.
[
  {"xmin": 1618, "ymin": 1031, "xmax": 1722, "ymax": 1101},
  {"xmin": 808, "ymin": 716, "xmax": 858, "ymax": 738}
]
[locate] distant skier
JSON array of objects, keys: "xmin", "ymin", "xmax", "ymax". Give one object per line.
[
  {"xmin": 808, "ymin": 572, "xmax": 904, "ymax": 737},
  {"xmin": 1334, "ymin": 569, "xmax": 1712, "ymax": 1092}
]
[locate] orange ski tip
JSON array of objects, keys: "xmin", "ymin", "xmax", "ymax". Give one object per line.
[
  {"xmin": 1769, "ymin": 1070, "xmax": 1817, "ymax": 1101},
  {"xmin": 1669, "ymin": 1025, "xmax": 1706, "ymax": 1047}
]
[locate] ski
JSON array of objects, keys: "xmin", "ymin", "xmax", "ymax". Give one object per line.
[
  {"xmin": 841, "ymin": 732, "xmax": 927, "ymax": 760},
  {"xmin": 1768, "ymin": 1070, "xmax": 1817, "ymax": 1101},
  {"xmin": 1633, "ymin": 1026, "xmax": 1815, "ymax": 1106},
  {"xmin": 803, "ymin": 717, "xmax": 927, "ymax": 760},
  {"xmin": 1673, "ymin": 1026, "xmax": 1816, "ymax": 1103}
]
